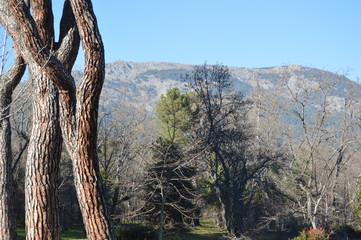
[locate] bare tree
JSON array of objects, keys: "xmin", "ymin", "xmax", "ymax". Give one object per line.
[
  {"xmin": 268, "ymin": 70, "xmax": 361, "ymax": 229},
  {"xmin": 187, "ymin": 64, "xmax": 276, "ymax": 237},
  {"xmin": 97, "ymin": 103, "xmax": 150, "ymax": 218}
]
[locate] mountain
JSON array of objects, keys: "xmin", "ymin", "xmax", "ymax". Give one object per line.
[{"xmin": 94, "ymin": 60, "xmax": 360, "ymax": 112}]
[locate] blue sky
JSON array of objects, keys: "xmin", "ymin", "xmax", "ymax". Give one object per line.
[{"xmin": 53, "ymin": 0, "xmax": 360, "ymax": 81}]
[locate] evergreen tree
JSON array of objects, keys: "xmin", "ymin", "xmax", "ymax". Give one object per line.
[
  {"xmin": 145, "ymin": 139, "xmax": 197, "ymax": 225},
  {"xmin": 155, "ymin": 87, "xmax": 198, "ymax": 145},
  {"xmin": 144, "ymin": 88, "xmax": 199, "ymax": 239}
]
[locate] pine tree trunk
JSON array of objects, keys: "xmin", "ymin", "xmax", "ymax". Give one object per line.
[
  {"xmin": 24, "ymin": 1, "xmax": 63, "ymax": 238},
  {"xmin": 0, "ymin": 0, "xmax": 114, "ymax": 238},
  {"xmin": 64, "ymin": 1, "xmax": 114, "ymax": 238},
  {"xmin": 25, "ymin": 66, "xmax": 62, "ymax": 239}
]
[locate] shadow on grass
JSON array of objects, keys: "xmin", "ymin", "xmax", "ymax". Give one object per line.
[
  {"xmin": 164, "ymin": 232, "xmax": 228, "ymax": 240},
  {"xmin": 163, "ymin": 220, "xmax": 228, "ymax": 240},
  {"xmin": 16, "ymin": 228, "xmax": 86, "ymax": 240},
  {"xmin": 60, "ymin": 229, "xmax": 87, "ymax": 239},
  {"xmin": 16, "ymin": 228, "xmax": 25, "ymax": 240}
]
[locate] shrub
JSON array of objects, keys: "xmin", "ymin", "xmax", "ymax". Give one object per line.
[
  {"xmin": 115, "ymin": 224, "xmax": 157, "ymax": 240},
  {"xmin": 291, "ymin": 227, "xmax": 333, "ymax": 240},
  {"xmin": 333, "ymin": 224, "xmax": 361, "ymax": 239}
]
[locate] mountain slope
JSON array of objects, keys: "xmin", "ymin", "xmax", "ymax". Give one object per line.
[{"xmin": 96, "ymin": 60, "xmax": 360, "ymax": 112}]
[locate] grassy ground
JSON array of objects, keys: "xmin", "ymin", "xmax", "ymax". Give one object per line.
[
  {"xmin": 16, "ymin": 228, "xmax": 87, "ymax": 240},
  {"xmin": 17, "ymin": 222, "xmax": 360, "ymax": 240},
  {"xmin": 163, "ymin": 220, "xmax": 228, "ymax": 240},
  {"xmin": 16, "ymin": 228, "xmax": 25, "ymax": 240},
  {"xmin": 17, "ymin": 220, "xmax": 226, "ymax": 240},
  {"xmin": 60, "ymin": 230, "xmax": 87, "ymax": 240},
  {"xmin": 16, "ymin": 223, "xmax": 293, "ymax": 240}
]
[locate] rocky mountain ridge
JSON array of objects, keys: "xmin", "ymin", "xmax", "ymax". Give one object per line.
[{"xmin": 94, "ymin": 60, "xmax": 360, "ymax": 112}]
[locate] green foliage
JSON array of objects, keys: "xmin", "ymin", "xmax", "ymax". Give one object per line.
[
  {"xmin": 292, "ymin": 229, "xmax": 310, "ymax": 240},
  {"xmin": 198, "ymin": 176, "xmax": 221, "ymax": 209},
  {"xmin": 100, "ymin": 167, "xmax": 107, "ymax": 180},
  {"xmin": 353, "ymin": 178, "xmax": 361, "ymax": 221},
  {"xmin": 156, "ymin": 87, "xmax": 198, "ymax": 145},
  {"xmin": 291, "ymin": 227, "xmax": 333, "ymax": 240},
  {"xmin": 143, "ymin": 87, "xmax": 200, "ymax": 228}
]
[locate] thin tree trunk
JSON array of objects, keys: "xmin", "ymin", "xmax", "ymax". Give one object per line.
[
  {"xmin": 0, "ymin": 99, "xmax": 14, "ymax": 240},
  {"xmin": 110, "ymin": 186, "xmax": 120, "ymax": 216},
  {"xmin": 158, "ymin": 188, "xmax": 166, "ymax": 240},
  {"xmin": 0, "ymin": 54, "xmax": 25, "ymax": 240},
  {"xmin": 306, "ymin": 190, "xmax": 317, "ymax": 229}
]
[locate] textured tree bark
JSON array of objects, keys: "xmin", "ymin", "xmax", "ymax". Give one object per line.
[
  {"xmin": 0, "ymin": 54, "xmax": 25, "ymax": 240},
  {"xmin": 0, "ymin": 0, "xmax": 114, "ymax": 238},
  {"xmin": 0, "ymin": 98, "xmax": 14, "ymax": 240},
  {"xmin": 25, "ymin": 66, "xmax": 62, "ymax": 239},
  {"xmin": 23, "ymin": 1, "xmax": 64, "ymax": 238},
  {"xmin": 0, "ymin": 1, "xmax": 78, "ymax": 238},
  {"xmin": 67, "ymin": 1, "xmax": 114, "ymax": 238}
]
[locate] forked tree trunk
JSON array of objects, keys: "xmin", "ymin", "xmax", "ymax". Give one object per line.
[
  {"xmin": 0, "ymin": 0, "xmax": 79, "ymax": 237},
  {"xmin": 24, "ymin": 1, "xmax": 63, "ymax": 238},
  {"xmin": 0, "ymin": 0, "xmax": 114, "ymax": 238},
  {"xmin": 0, "ymin": 54, "xmax": 25, "ymax": 240}
]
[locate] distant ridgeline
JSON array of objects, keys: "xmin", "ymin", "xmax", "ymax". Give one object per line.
[{"xmin": 72, "ymin": 60, "xmax": 360, "ymax": 128}]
